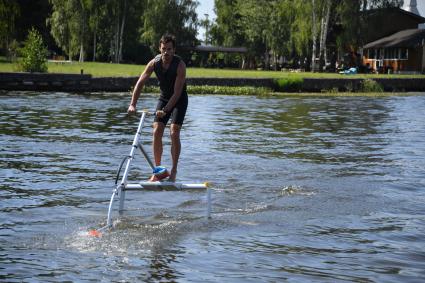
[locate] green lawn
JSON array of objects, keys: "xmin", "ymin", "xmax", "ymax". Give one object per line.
[{"xmin": 1, "ymin": 59, "xmax": 425, "ymax": 79}]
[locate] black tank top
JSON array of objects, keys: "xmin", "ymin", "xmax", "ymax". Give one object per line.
[{"xmin": 153, "ymin": 54, "xmax": 187, "ymax": 101}]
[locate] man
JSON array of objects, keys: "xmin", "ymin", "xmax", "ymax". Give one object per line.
[{"xmin": 128, "ymin": 34, "xmax": 188, "ymax": 182}]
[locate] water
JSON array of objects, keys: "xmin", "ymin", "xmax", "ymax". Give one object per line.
[{"xmin": 1, "ymin": 91, "xmax": 425, "ymax": 282}]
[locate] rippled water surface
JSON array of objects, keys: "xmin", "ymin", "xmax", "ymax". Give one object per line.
[{"xmin": 1, "ymin": 91, "xmax": 425, "ymax": 282}]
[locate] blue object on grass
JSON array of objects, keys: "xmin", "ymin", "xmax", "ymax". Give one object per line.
[{"xmin": 340, "ymin": 67, "xmax": 357, "ymax": 75}]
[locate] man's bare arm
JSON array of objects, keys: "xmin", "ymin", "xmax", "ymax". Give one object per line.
[{"xmin": 128, "ymin": 60, "xmax": 155, "ymax": 113}]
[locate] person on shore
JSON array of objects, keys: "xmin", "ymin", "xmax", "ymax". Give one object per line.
[{"xmin": 127, "ymin": 34, "xmax": 188, "ymax": 182}]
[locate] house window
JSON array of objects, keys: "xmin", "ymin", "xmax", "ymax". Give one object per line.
[
  {"xmin": 400, "ymin": 48, "xmax": 408, "ymax": 59},
  {"xmin": 376, "ymin": 49, "xmax": 382, "ymax": 59},
  {"xmin": 384, "ymin": 48, "xmax": 397, "ymax": 59}
]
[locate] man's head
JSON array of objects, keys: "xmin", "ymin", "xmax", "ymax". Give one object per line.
[
  {"xmin": 159, "ymin": 34, "xmax": 176, "ymax": 48},
  {"xmin": 159, "ymin": 34, "xmax": 176, "ymax": 63}
]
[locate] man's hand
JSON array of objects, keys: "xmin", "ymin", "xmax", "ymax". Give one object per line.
[
  {"xmin": 156, "ymin": 110, "xmax": 167, "ymax": 118},
  {"xmin": 127, "ymin": 104, "xmax": 136, "ymax": 114}
]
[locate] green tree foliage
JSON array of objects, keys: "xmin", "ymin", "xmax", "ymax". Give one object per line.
[
  {"xmin": 18, "ymin": 28, "xmax": 48, "ymax": 72},
  {"xmin": 336, "ymin": 0, "xmax": 403, "ymax": 51},
  {"xmin": 0, "ymin": 0, "xmax": 20, "ymax": 54},
  {"xmin": 237, "ymin": 0, "xmax": 273, "ymax": 68},
  {"xmin": 103, "ymin": 0, "xmax": 132, "ymax": 63},
  {"xmin": 286, "ymin": 0, "xmax": 312, "ymax": 59},
  {"xmin": 213, "ymin": 0, "xmax": 404, "ymax": 70},
  {"xmin": 48, "ymin": 0, "xmax": 86, "ymax": 60},
  {"xmin": 212, "ymin": 0, "xmax": 245, "ymax": 47},
  {"xmin": 199, "ymin": 13, "xmax": 212, "ymax": 45},
  {"xmin": 87, "ymin": 0, "xmax": 142, "ymax": 63},
  {"xmin": 141, "ymin": 0, "xmax": 199, "ymax": 53},
  {"xmin": 47, "ymin": 0, "xmax": 199, "ymax": 63},
  {"xmin": 5, "ymin": 0, "xmax": 405, "ymax": 68}
]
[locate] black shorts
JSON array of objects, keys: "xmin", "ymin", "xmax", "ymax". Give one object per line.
[{"xmin": 154, "ymin": 94, "xmax": 188, "ymax": 126}]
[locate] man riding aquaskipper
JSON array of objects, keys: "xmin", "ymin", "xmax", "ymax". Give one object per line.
[{"xmin": 128, "ymin": 34, "xmax": 188, "ymax": 182}]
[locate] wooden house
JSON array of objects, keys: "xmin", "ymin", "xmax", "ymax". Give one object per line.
[
  {"xmin": 362, "ymin": 8, "xmax": 425, "ymax": 73},
  {"xmin": 363, "ymin": 29, "xmax": 425, "ymax": 73}
]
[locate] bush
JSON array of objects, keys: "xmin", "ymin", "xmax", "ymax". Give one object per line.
[
  {"xmin": 139, "ymin": 85, "xmax": 272, "ymax": 95},
  {"xmin": 188, "ymin": 85, "xmax": 271, "ymax": 95},
  {"xmin": 274, "ymin": 77, "xmax": 304, "ymax": 92},
  {"xmin": 359, "ymin": 79, "xmax": 383, "ymax": 92},
  {"xmin": 18, "ymin": 28, "xmax": 48, "ymax": 73}
]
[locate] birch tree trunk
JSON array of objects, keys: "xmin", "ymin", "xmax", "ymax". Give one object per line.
[
  {"xmin": 114, "ymin": 17, "xmax": 120, "ymax": 63},
  {"xmin": 78, "ymin": 2, "xmax": 87, "ymax": 62},
  {"xmin": 117, "ymin": 0, "xmax": 127, "ymax": 63},
  {"xmin": 79, "ymin": 18, "xmax": 84, "ymax": 62},
  {"xmin": 311, "ymin": 0, "xmax": 317, "ymax": 72},
  {"xmin": 79, "ymin": 43, "xmax": 84, "ymax": 62},
  {"xmin": 319, "ymin": 0, "xmax": 331, "ymax": 71},
  {"xmin": 264, "ymin": 40, "xmax": 269, "ymax": 70},
  {"xmin": 92, "ymin": 8, "xmax": 98, "ymax": 62},
  {"xmin": 92, "ymin": 29, "xmax": 97, "ymax": 62}
]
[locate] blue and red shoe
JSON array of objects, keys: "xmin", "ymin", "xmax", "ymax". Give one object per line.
[{"xmin": 149, "ymin": 166, "xmax": 170, "ymax": 181}]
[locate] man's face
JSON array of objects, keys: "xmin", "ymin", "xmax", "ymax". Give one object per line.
[{"xmin": 160, "ymin": 41, "xmax": 175, "ymax": 63}]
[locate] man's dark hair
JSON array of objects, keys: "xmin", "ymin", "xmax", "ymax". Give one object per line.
[{"xmin": 159, "ymin": 34, "xmax": 176, "ymax": 48}]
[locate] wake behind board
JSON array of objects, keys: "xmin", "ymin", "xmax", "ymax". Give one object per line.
[{"xmin": 125, "ymin": 181, "xmax": 209, "ymax": 191}]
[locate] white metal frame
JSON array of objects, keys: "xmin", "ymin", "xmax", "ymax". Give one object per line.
[{"xmin": 106, "ymin": 111, "xmax": 211, "ymax": 227}]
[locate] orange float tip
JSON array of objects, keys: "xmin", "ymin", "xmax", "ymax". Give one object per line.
[{"xmin": 88, "ymin": 229, "xmax": 102, "ymax": 237}]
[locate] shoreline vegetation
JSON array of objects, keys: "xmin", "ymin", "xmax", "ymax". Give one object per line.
[
  {"xmin": 156, "ymin": 85, "xmax": 425, "ymax": 97},
  {"xmin": 1, "ymin": 60, "xmax": 425, "ymax": 96},
  {"xmin": 2, "ymin": 59, "xmax": 425, "ymax": 79}
]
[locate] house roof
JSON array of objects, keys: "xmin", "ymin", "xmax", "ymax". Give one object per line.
[
  {"xmin": 366, "ymin": 7, "xmax": 425, "ymax": 23},
  {"xmin": 364, "ymin": 28, "xmax": 425, "ymax": 48}
]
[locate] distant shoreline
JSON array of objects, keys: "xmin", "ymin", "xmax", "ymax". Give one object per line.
[{"xmin": 1, "ymin": 72, "xmax": 425, "ymax": 93}]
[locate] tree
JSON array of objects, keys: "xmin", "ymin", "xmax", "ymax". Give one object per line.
[
  {"xmin": 106, "ymin": 0, "xmax": 131, "ymax": 63},
  {"xmin": 311, "ymin": 0, "xmax": 318, "ymax": 71},
  {"xmin": 212, "ymin": 0, "xmax": 281, "ymax": 69},
  {"xmin": 83, "ymin": 0, "xmax": 145, "ymax": 63},
  {"xmin": 310, "ymin": 0, "xmax": 404, "ymax": 71},
  {"xmin": 310, "ymin": 0, "xmax": 332, "ymax": 71},
  {"xmin": 141, "ymin": 0, "xmax": 199, "ymax": 54},
  {"xmin": 0, "ymin": 0, "xmax": 20, "ymax": 56},
  {"xmin": 199, "ymin": 13, "xmax": 212, "ymax": 45},
  {"xmin": 237, "ymin": 0, "xmax": 277, "ymax": 69},
  {"xmin": 213, "ymin": 0, "xmax": 245, "ymax": 47},
  {"xmin": 213, "ymin": 0, "xmax": 313, "ymax": 69},
  {"xmin": 79, "ymin": 0, "xmax": 91, "ymax": 62},
  {"xmin": 48, "ymin": 0, "xmax": 90, "ymax": 61},
  {"xmin": 19, "ymin": 28, "xmax": 48, "ymax": 72},
  {"xmin": 335, "ymin": 0, "xmax": 403, "ymax": 52},
  {"xmin": 88, "ymin": 0, "xmax": 102, "ymax": 61},
  {"xmin": 269, "ymin": 0, "xmax": 293, "ymax": 69}
]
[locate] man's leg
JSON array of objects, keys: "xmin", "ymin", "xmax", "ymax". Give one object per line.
[
  {"xmin": 149, "ymin": 122, "xmax": 165, "ymax": 181},
  {"xmin": 169, "ymin": 123, "xmax": 181, "ymax": 182},
  {"xmin": 152, "ymin": 122, "xmax": 165, "ymax": 165}
]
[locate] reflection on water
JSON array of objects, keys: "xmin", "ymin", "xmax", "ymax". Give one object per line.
[
  {"xmin": 1, "ymin": 91, "xmax": 425, "ymax": 282},
  {"xmin": 217, "ymin": 97, "xmax": 393, "ymax": 164}
]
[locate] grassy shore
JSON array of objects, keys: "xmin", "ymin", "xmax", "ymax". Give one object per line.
[
  {"xmin": 1, "ymin": 59, "xmax": 425, "ymax": 79},
  {"xmin": 2, "ymin": 59, "xmax": 425, "ymax": 96}
]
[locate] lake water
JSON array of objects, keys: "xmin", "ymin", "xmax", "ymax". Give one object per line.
[{"xmin": 1, "ymin": 91, "xmax": 425, "ymax": 282}]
